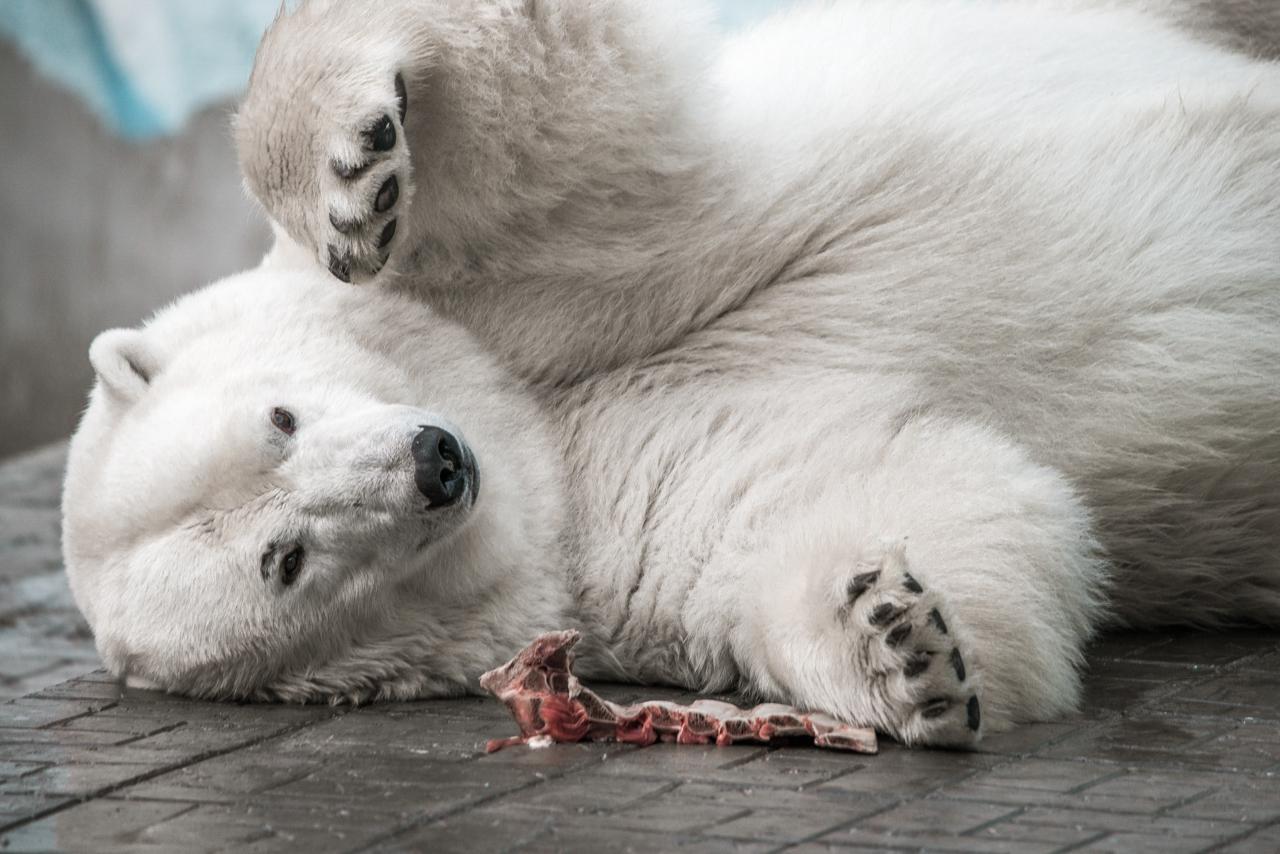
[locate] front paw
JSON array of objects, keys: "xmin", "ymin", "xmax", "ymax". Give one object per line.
[
  {"xmin": 840, "ymin": 543, "xmax": 982, "ymax": 748},
  {"xmin": 320, "ymin": 73, "xmax": 412, "ymax": 283}
]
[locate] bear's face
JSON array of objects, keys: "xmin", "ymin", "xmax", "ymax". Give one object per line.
[{"xmin": 64, "ymin": 265, "xmax": 563, "ymax": 701}]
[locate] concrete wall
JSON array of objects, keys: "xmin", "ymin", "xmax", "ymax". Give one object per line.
[{"xmin": 0, "ymin": 39, "xmax": 273, "ymax": 459}]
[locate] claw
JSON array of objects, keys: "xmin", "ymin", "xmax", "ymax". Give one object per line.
[
  {"xmin": 950, "ymin": 647, "xmax": 966, "ymax": 681},
  {"xmin": 846, "ymin": 570, "xmax": 879, "ymax": 603},
  {"xmin": 967, "ymin": 696, "xmax": 981, "ymax": 731}
]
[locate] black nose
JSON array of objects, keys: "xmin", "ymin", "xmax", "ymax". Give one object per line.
[{"xmin": 411, "ymin": 426, "xmax": 471, "ymax": 507}]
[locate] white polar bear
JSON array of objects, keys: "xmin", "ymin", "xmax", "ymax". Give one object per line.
[{"xmin": 63, "ymin": 0, "xmax": 1280, "ymax": 748}]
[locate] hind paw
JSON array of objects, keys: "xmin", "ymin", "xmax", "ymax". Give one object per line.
[
  {"xmin": 840, "ymin": 543, "xmax": 981, "ymax": 747},
  {"xmin": 318, "ymin": 73, "xmax": 411, "ymax": 283}
]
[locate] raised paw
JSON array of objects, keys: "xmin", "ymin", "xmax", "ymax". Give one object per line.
[
  {"xmin": 238, "ymin": 60, "xmax": 413, "ymax": 285},
  {"xmin": 839, "ymin": 543, "xmax": 981, "ymax": 748},
  {"xmin": 321, "ymin": 74, "xmax": 411, "ymax": 282}
]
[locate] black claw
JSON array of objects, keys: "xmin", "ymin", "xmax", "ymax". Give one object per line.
[
  {"xmin": 375, "ymin": 175, "xmax": 399, "ymax": 213},
  {"xmin": 922, "ymin": 698, "xmax": 950, "ymax": 719},
  {"xmin": 395, "ymin": 72, "xmax": 407, "ymax": 123},
  {"xmin": 929, "ymin": 608, "xmax": 948, "ymax": 635},
  {"xmin": 886, "ymin": 622, "xmax": 912, "ymax": 648},
  {"xmin": 967, "ymin": 696, "xmax": 981, "ymax": 731},
  {"xmin": 327, "ymin": 246, "xmax": 351, "ymax": 283},
  {"xmin": 369, "ymin": 115, "xmax": 396, "ymax": 152},
  {"xmin": 950, "ymin": 647, "xmax": 966, "ymax": 682},
  {"xmin": 846, "ymin": 571, "xmax": 879, "ymax": 603},
  {"xmin": 331, "ymin": 158, "xmax": 360, "ymax": 179},
  {"xmin": 329, "ymin": 211, "xmax": 358, "ymax": 234},
  {"xmin": 904, "ymin": 653, "xmax": 930, "ymax": 678},
  {"xmin": 903, "ymin": 573, "xmax": 923, "ymax": 593},
  {"xmin": 870, "ymin": 602, "xmax": 903, "ymax": 628},
  {"xmin": 378, "ymin": 218, "xmax": 397, "ymax": 248}
]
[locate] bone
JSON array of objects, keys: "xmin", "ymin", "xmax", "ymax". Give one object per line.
[{"xmin": 479, "ymin": 630, "xmax": 877, "ymax": 754}]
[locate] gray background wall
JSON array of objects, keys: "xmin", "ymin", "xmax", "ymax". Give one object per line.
[{"xmin": 0, "ymin": 39, "xmax": 273, "ymax": 460}]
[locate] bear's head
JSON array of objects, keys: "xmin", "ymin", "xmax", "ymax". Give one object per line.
[{"xmin": 63, "ymin": 264, "xmax": 567, "ymax": 702}]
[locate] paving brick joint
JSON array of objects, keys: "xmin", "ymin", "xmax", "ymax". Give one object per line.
[{"xmin": 2, "ymin": 446, "xmax": 1279, "ymax": 853}]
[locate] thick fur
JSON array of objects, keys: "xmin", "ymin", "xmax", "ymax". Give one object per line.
[{"xmin": 63, "ymin": 0, "xmax": 1280, "ymax": 748}]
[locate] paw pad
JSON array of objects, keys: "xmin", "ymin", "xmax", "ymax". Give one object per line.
[
  {"xmin": 378, "ymin": 219, "xmax": 397, "ymax": 248},
  {"xmin": 327, "ymin": 246, "xmax": 352, "ymax": 283},
  {"xmin": 375, "ymin": 176, "xmax": 399, "ymax": 213},
  {"xmin": 367, "ymin": 115, "xmax": 396, "ymax": 152},
  {"xmin": 330, "ymin": 211, "xmax": 358, "ymax": 234}
]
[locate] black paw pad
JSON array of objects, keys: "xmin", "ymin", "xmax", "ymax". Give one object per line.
[
  {"xmin": 870, "ymin": 602, "xmax": 903, "ymax": 628},
  {"xmin": 966, "ymin": 695, "xmax": 980, "ymax": 731},
  {"xmin": 331, "ymin": 158, "xmax": 361, "ymax": 180},
  {"xmin": 395, "ymin": 72, "xmax": 407, "ymax": 123},
  {"xmin": 378, "ymin": 218, "xmax": 397, "ymax": 248},
  {"xmin": 922, "ymin": 698, "xmax": 950, "ymax": 719},
  {"xmin": 368, "ymin": 115, "xmax": 396, "ymax": 152},
  {"xmin": 903, "ymin": 573, "xmax": 923, "ymax": 593},
  {"xmin": 375, "ymin": 175, "xmax": 399, "ymax": 213},
  {"xmin": 886, "ymin": 622, "xmax": 912, "ymax": 648},
  {"xmin": 904, "ymin": 653, "xmax": 930, "ymax": 678},
  {"xmin": 846, "ymin": 571, "xmax": 879, "ymax": 603},
  {"xmin": 928, "ymin": 608, "xmax": 948, "ymax": 635},
  {"xmin": 327, "ymin": 246, "xmax": 351, "ymax": 283},
  {"xmin": 949, "ymin": 648, "xmax": 965, "ymax": 681},
  {"xmin": 329, "ymin": 211, "xmax": 358, "ymax": 234}
]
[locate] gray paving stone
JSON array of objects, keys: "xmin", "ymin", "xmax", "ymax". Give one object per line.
[{"xmin": 1214, "ymin": 823, "xmax": 1280, "ymax": 854}]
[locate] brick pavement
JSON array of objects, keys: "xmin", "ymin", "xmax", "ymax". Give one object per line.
[
  {"xmin": 0, "ymin": 444, "xmax": 99, "ymax": 701},
  {"xmin": 2, "ymin": 447, "xmax": 1279, "ymax": 853}
]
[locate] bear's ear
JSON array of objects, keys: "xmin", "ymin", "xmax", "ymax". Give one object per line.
[{"xmin": 89, "ymin": 329, "xmax": 159, "ymax": 404}]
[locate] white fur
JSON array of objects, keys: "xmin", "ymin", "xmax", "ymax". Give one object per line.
[{"xmin": 63, "ymin": 0, "xmax": 1280, "ymax": 747}]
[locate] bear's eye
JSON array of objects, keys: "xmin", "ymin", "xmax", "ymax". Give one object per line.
[
  {"xmin": 280, "ymin": 546, "xmax": 304, "ymax": 586},
  {"xmin": 271, "ymin": 407, "xmax": 297, "ymax": 436}
]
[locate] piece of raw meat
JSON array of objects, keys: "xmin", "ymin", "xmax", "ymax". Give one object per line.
[{"xmin": 479, "ymin": 630, "xmax": 877, "ymax": 754}]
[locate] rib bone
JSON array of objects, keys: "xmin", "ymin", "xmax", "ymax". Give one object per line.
[{"xmin": 479, "ymin": 630, "xmax": 877, "ymax": 754}]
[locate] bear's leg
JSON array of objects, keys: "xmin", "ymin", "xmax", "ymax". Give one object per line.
[
  {"xmin": 720, "ymin": 420, "xmax": 1107, "ymax": 748},
  {"xmin": 235, "ymin": 0, "xmax": 708, "ymax": 285}
]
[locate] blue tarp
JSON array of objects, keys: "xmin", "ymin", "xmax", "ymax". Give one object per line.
[{"xmin": 0, "ymin": 0, "xmax": 794, "ymax": 140}]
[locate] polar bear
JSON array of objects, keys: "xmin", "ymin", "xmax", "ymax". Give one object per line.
[{"xmin": 64, "ymin": 0, "xmax": 1280, "ymax": 748}]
